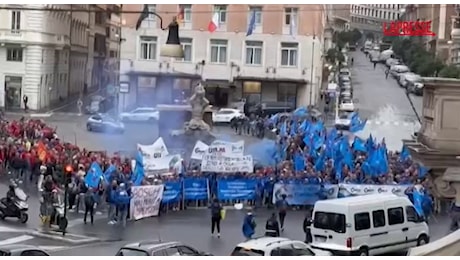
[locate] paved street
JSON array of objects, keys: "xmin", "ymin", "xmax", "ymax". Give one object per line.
[
  {"xmin": 46, "ymin": 209, "xmax": 450, "ymax": 256},
  {"xmin": 349, "ymin": 51, "xmax": 423, "ymax": 151}
]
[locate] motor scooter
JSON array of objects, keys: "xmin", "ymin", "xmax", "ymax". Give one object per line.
[{"xmin": 0, "ymin": 187, "xmax": 29, "ymax": 223}]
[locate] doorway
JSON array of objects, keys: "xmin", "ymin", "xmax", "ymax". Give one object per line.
[{"xmin": 4, "ymin": 76, "xmax": 22, "ymax": 110}]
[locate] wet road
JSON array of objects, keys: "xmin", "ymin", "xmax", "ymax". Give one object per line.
[
  {"xmin": 50, "ymin": 209, "xmax": 451, "ymax": 256},
  {"xmin": 350, "ymin": 51, "xmax": 422, "ymax": 120},
  {"xmin": 348, "ymin": 51, "xmax": 423, "ymax": 151}
]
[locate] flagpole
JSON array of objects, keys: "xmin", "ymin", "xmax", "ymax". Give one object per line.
[{"xmin": 309, "ymin": 34, "xmax": 315, "ymax": 106}]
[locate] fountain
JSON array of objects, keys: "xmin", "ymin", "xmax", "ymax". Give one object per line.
[
  {"xmin": 157, "ymin": 82, "xmax": 215, "ymax": 152},
  {"xmin": 403, "ymin": 77, "xmax": 460, "ymax": 208}
]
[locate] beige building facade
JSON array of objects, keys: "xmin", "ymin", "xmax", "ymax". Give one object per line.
[{"xmin": 119, "ymin": 4, "xmax": 327, "ymax": 110}]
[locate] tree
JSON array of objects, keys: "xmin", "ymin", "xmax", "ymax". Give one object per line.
[
  {"xmin": 365, "ymin": 32, "xmax": 374, "ymax": 40},
  {"xmin": 326, "ymin": 48, "xmax": 337, "ymax": 63},
  {"xmin": 439, "ymin": 65, "xmax": 460, "ymax": 78},
  {"xmin": 350, "ymin": 29, "xmax": 362, "ymax": 44}
]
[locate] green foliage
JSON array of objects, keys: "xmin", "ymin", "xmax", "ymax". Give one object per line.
[
  {"xmin": 326, "ymin": 48, "xmax": 345, "ymax": 64},
  {"xmin": 439, "ymin": 65, "xmax": 460, "ymax": 78},
  {"xmin": 365, "ymin": 32, "xmax": 374, "ymax": 40},
  {"xmin": 332, "ymin": 29, "xmax": 363, "ymax": 48},
  {"xmin": 390, "ymin": 38, "xmax": 453, "ymax": 77}
]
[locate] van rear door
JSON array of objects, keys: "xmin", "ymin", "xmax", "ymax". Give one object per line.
[{"xmin": 312, "ymin": 211, "xmax": 348, "ymax": 248}]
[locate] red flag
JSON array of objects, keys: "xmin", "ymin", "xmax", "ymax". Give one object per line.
[{"xmin": 208, "ymin": 12, "xmax": 219, "ymax": 33}]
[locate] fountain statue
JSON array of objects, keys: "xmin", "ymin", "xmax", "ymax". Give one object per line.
[
  {"xmin": 156, "ymin": 82, "xmax": 215, "ymax": 152},
  {"xmin": 184, "ymin": 83, "xmax": 211, "ymax": 133}
]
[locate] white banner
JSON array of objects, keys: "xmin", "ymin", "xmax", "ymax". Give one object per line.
[
  {"xmin": 207, "ymin": 140, "xmax": 244, "ymax": 157},
  {"xmin": 201, "ymin": 154, "xmax": 253, "ymax": 173},
  {"xmin": 144, "ymin": 154, "xmax": 181, "ymax": 173},
  {"xmin": 137, "ymin": 137, "xmax": 169, "ymax": 159},
  {"xmin": 190, "ymin": 141, "xmax": 209, "ymax": 160},
  {"xmin": 338, "ymin": 184, "xmax": 411, "ymax": 197},
  {"xmin": 130, "ymin": 185, "xmax": 164, "ymax": 220}
]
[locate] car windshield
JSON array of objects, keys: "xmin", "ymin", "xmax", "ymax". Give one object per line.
[
  {"xmin": 339, "ymin": 114, "xmax": 349, "ymax": 119},
  {"xmin": 217, "ymin": 110, "xmax": 235, "ymax": 114},
  {"xmin": 313, "ymin": 211, "xmax": 346, "ymax": 233},
  {"xmin": 231, "ymin": 247, "xmax": 265, "ymax": 256},
  {"xmin": 116, "ymin": 248, "xmax": 149, "ymax": 256},
  {"xmin": 102, "ymin": 116, "xmax": 116, "ymax": 123}
]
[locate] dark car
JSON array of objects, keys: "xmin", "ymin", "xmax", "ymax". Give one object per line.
[
  {"xmin": 0, "ymin": 244, "xmax": 50, "ymax": 256},
  {"xmin": 115, "ymin": 240, "xmax": 213, "ymax": 256},
  {"xmin": 250, "ymin": 102, "xmax": 294, "ymax": 117},
  {"xmin": 86, "ymin": 114, "xmax": 125, "ymax": 134}
]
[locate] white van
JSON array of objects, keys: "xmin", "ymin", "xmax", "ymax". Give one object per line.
[{"xmin": 310, "ymin": 194, "xmax": 429, "ymax": 256}]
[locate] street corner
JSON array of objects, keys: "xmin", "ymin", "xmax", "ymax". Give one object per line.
[{"xmin": 25, "ymin": 228, "xmax": 104, "ymax": 245}]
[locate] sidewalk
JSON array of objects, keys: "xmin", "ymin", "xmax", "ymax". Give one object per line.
[{"xmin": 5, "ymin": 87, "xmax": 102, "ymax": 116}]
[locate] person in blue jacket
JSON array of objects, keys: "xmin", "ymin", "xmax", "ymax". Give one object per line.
[
  {"xmin": 242, "ymin": 210, "xmax": 256, "ymax": 240},
  {"xmin": 115, "ymin": 183, "xmax": 131, "ymax": 228}
]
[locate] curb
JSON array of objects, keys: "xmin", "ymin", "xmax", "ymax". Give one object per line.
[{"xmin": 26, "ymin": 229, "xmax": 101, "ymax": 245}]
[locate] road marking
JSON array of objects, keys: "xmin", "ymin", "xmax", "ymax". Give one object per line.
[
  {"xmin": 38, "ymin": 245, "xmax": 68, "ymax": 252},
  {"xmin": 0, "ymin": 235, "xmax": 34, "ymax": 245},
  {"xmin": 30, "ymin": 113, "xmax": 53, "ymax": 118},
  {"xmin": 0, "ymin": 226, "xmax": 27, "ymax": 233}
]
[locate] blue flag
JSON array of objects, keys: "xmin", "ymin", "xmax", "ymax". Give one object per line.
[
  {"xmin": 399, "ymin": 145, "xmax": 410, "ymax": 161},
  {"xmin": 413, "ymin": 189, "xmax": 425, "ymax": 217},
  {"xmin": 352, "ymin": 137, "xmax": 366, "ymax": 152},
  {"xmin": 293, "ymin": 107, "xmax": 308, "ymax": 117},
  {"xmin": 290, "ymin": 120, "xmax": 297, "ymax": 136},
  {"xmin": 84, "ymin": 162, "xmax": 103, "ymax": 188},
  {"xmin": 418, "ymin": 165, "xmax": 429, "ymax": 179},
  {"xmin": 246, "ymin": 10, "xmax": 256, "ymax": 36},
  {"xmin": 280, "ymin": 121, "xmax": 288, "ymax": 137},
  {"xmin": 103, "ymin": 164, "xmax": 116, "ymax": 184},
  {"xmin": 131, "ymin": 151, "xmax": 145, "ymax": 186},
  {"xmin": 294, "ymin": 152, "xmax": 305, "ymax": 172},
  {"xmin": 314, "ymin": 152, "xmax": 325, "ymax": 172}
]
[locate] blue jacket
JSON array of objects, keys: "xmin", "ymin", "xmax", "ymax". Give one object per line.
[
  {"xmin": 114, "ymin": 190, "xmax": 131, "ymax": 210},
  {"xmin": 242, "ymin": 214, "xmax": 256, "ymax": 238}
]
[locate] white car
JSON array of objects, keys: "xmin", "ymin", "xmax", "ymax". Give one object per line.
[
  {"xmin": 231, "ymin": 237, "xmax": 331, "ymax": 256},
  {"xmin": 212, "ymin": 108, "xmax": 243, "ymax": 123},
  {"xmin": 335, "ymin": 113, "xmax": 351, "ymax": 130},
  {"xmin": 119, "ymin": 107, "xmax": 159, "ymax": 122},
  {"xmin": 339, "ymin": 100, "xmax": 355, "ymax": 112}
]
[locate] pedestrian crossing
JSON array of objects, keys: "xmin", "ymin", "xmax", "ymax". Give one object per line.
[
  {"xmin": 365, "ymin": 120, "xmax": 419, "ymax": 127},
  {"xmin": 0, "ymin": 225, "xmax": 71, "ymax": 253}
]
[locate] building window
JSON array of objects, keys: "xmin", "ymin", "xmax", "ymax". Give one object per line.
[
  {"xmin": 214, "ymin": 5, "xmax": 227, "ymax": 24},
  {"xmin": 245, "ymin": 41, "xmax": 263, "ymax": 65},
  {"xmin": 139, "ymin": 36, "xmax": 157, "ymax": 60},
  {"xmin": 284, "ymin": 8, "xmax": 298, "ymax": 26},
  {"xmin": 147, "ymin": 4, "xmax": 156, "ymax": 20},
  {"xmin": 11, "ymin": 10, "xmax": 21, "ymax": 33},
  {"xmin": 179, "ymin": 38, "xmax": 192, "ymax": 62},
  {"xmin": 210, "ymin": 39, "xmax": 227, "ymax": 64},
  {"xmin": 280, "ymin": 42, "xmax": 298, "ymax": 67},
  {"xmin": 248, "ymin": 6, "xmax": 262, "ymax": 25},
  {"xmin": 277, "ymin": 83, "xmax": 297, "ymax": 106},
  {"xmin": 6, "ymin": 48, "xmax": 23, "ymax": 62},
  {"xmin": 179, "ymin": 4, "xmax": 192, "ymax": 22}
]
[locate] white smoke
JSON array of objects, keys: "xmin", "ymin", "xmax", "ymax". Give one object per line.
[{"xmin": 354, "ymin": 105, "xmax": 421, "ymax": 152}]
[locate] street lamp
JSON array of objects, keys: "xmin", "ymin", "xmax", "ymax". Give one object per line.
[{"xmin": 136, "ymin": 5, "xmax": 184, "ymax": 58}]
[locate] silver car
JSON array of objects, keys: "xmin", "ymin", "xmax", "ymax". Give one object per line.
[{"xmin": 86, "ymin": 114, "xmax": 125, "ymax": 134}]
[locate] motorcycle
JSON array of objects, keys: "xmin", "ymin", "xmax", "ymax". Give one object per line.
[{"xmin": 0, "ymin": 187, "xmax": 29, "ymax": 223}]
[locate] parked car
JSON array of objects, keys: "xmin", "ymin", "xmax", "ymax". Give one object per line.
[
  {"xmin": 115, "ymin": 241, "xmax": 212, "ymax": 256},
  {"xmin": 250, "ymin": 102, "xmax": 294, "ymax": 117},
  {"xmin": 0, "ymin": 244, "xmax": 50, "ymax": 256},
  {"xmin": 399, "ymin": 73, "xmax": 421, "ymax": 89},
  {"xmin": 85, "ymin": 95, "xmax": 110, "ymax": 115},
  {"xmin": 390, "ymin": 65, "xmax": 410, "ymax": 80},
  {"xmin": 119, "ymin": 107, "xmax": 159, "ymax": 122},
  {"xmin": 212, "ymin": 108, "xmax": 243, "ymax": 124},
  {"xmin": 411, "ymin": 82, "xmax": 424, "ymax": 96},
  {"xmin": 339, "ymin": 75, "xmax": 351, "ymax": 86},
  {"xmin": 385, "ymin": 58, "xmax": 400, "ymax": 68},
  {"xmin": 379, "ymin": 49, "xmax": 394, "ymax": 62},
  {"xmin": 339, "ymin": 99, "xmax": 355, "ymax": 112},
  {"xmin": 335, "ymin": 112, "xmax": 352, "ymax": 130},
  {"xmin": 86, "ymin": 114, "xmax": 125, "ymax": 134},
  {"xmin": 339, "ymin": 68, "xmax": 351, "ymax": 78},
  {"xmin": 340, "ymin": 82, "xmax": 352, "ymax": 93},
  {"xmin": 231, "ymin": 237, "xmax": 331, "ymax": 256},
  {"xmin": 340, "ymin": 90, "xmax": 352, "ymax": 100}
]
